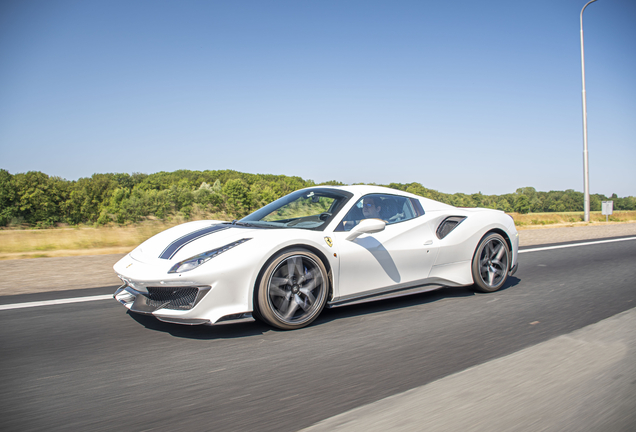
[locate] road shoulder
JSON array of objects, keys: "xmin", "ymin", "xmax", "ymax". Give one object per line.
[
  {"xmin": 518, "ymin": 221, "xmax": 636, "ymax": 246},
  {"xmin": 302, "ymin": 307, "xmax": 636, "ymax": 431}
]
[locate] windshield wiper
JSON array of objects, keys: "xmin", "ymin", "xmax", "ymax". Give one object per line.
[{"xmin": 231, "ymin": 220, "xmax": 253, "ymax": 227}]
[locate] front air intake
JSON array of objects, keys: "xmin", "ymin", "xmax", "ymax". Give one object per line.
[{"xmin": 145, "ymin": 286, "xmax": 202, "ymax": 310}]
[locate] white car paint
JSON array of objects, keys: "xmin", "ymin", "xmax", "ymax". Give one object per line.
[{"xmin": 113, "ymin": 185, "xmax": 518, "ymax": 328}]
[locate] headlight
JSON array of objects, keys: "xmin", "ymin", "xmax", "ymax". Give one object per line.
[{"xmin": 168, "ymin": 238, "xmax": 251, "ymax": 274}]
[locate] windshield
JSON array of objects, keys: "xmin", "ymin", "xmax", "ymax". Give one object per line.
[{"xmin": 241, "ymin": 188, "xmax": 353, "ymax": 230}]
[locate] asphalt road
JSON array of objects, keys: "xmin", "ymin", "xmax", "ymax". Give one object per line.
[{"xmin": 1, "ymin": 239, "xmax": 635, "ymax": 432}]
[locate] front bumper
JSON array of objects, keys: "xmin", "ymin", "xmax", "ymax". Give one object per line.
[
  {"xmin": 113, "ymin": 285, "xmax": 254, "ymax": 325},
  {"xmin": 509, "ymin": 262, "xmax": 518, "ymax": 277}
]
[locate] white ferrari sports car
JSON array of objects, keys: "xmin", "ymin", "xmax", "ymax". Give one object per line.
[{"xmin": 114, "ymin": 185, "xmax": 518, "ymax": 330}]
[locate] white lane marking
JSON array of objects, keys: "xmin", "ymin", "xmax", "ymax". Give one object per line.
[
  {"xmin": 519, "ymin": 236, "xmax": 636, "ymax": 254},
  {"xmin": 0, "ymin": 294, "xmax": 112, "ymax": 311}
]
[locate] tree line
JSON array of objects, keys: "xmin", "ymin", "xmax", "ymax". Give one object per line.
[{"xmin": 0, "ymin": 169, "xmax": 634, "ymax": 227}]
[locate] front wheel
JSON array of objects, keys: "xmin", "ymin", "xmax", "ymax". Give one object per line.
[
  {"xmin": 256, "ymin": 249, "xmax": 329, "ymax": 330},
  {"xmin": 471, "ymin": 233, "xmax": 510, "ymax": 293}
]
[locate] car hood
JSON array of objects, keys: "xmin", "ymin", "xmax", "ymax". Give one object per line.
[{"xmin": 129, "ymin": 220, "xmax": 264, "ymax": 266}]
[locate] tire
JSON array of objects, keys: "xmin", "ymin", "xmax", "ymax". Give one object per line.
[
  {"xmin": 256, "ymin": 248, "xmax": 329, "ymax": 330},
  {"xmin": 471, "ymin": 233, "xmax": 510, "ymax": 293}
]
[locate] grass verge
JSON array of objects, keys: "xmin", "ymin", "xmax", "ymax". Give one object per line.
[
  {"xmin": 510, "ymin": 210, "xmax": 636, "ymax": 228},
  {"xmin": 0, "ymin": 223, "xmax": 170, "ymax": 259}
]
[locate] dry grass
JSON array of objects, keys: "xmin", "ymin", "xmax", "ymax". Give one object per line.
[
  {"xmin": 0, "ymin": 207, "xmax": 233, "ymax": 258},
  {"xmin": 0, "ymin": 223, "xmax": 170, "ymax": 259},
  {"xmin": 0, "ymin": 209, "xmax": 231, "ymax": 259},
  {"xmin": 509, "ymin": 210, "xmax": 636, "ymax": 228}
]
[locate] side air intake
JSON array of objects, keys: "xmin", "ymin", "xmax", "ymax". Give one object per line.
[{"xmin": 436, "ymin": 216, "xmax": 467, "ymax": 240}]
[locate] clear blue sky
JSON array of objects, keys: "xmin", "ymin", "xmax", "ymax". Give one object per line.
[{"xmin": 1, "ymin": 0, "xmax": 634, "ymax": 196}]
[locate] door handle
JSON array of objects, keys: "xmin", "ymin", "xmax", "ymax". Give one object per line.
[{"xmin": 424, "ymin": 240, "xmax": 433, "ymax": 246}]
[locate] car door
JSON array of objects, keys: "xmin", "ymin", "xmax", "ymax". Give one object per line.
[{"xmin": 330, "ymin": 194, "xmax": 439, "ymax": 300}]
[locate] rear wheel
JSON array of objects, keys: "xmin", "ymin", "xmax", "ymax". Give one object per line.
[
  {"xmin": 471, "ymin": 233, "xmax": 510, "ymax": 293},
  {"xmin": 256, "ymin": 249, "xmax": 328, "ymax": 330}
]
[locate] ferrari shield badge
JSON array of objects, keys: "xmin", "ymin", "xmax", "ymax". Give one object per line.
[{"xmin": 324, "ymin": 236, "xmax": 333, "ymax": 247}]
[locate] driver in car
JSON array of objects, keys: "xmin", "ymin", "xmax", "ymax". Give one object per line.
[
  {"xmin": 362, "ymin": 197, "xmax": 382, "ymax": 219},
  {"xmin": 341, "ymin": 196, "xmax": 383, "ymax": 231}
]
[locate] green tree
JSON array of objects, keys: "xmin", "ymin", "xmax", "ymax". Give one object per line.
[
  {"xmin": 496, "ymin": 198, "xmax": 512, "ymax": 212},
  {"xmin": 515, "ymin": 195, "xmax": 530, "ymax": 214},
  {"xmin": 194, "ymin": 182, "xmax": 223, "ymax": 211},
  {"xmin": 516, "ymin": 187, "xmax": 537, "ymax": 198},
  {"xmin": 222, "ymin": 179, "xmax": 251, "ymax": 218},
  {"xmin": 0, "ymin": 169, "xmax": 16, "ymax": 226},
  {"xmin": 63, "ymin": 174, "xmax": 117, "ymax": 224},
  {"xmin": 590, "ymin": 195, "xmax": 602, "ymax": 212},
  {"xmin": 13, "ymin": 171, "xmax": 63, "ymax": 225}
]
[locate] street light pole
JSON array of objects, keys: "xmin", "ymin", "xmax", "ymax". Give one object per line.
[{"xmin": 580, "ymin": 0, "xmax": 598, "ymax": 222}]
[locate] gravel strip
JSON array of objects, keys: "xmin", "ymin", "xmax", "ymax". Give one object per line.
[
  {"xmin": 1, "ymin": 222, "xmax": 635, "ymax": 296},
  {"xmin": 518, "ymin": 222, "xmax": 636, "ymax": 246},
  {"xmin": 1, "ymin": 254, "xmax": 126, "ymax": 296}
]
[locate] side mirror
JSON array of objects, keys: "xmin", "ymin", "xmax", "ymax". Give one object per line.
[{"xmin": 346, "ymin": 218, "xmax": 386, "ymax": 241}]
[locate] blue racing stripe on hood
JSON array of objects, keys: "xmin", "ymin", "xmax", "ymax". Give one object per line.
[{"xmin": 159, "ymin": 224, "xmax": 230, "ymax": 260}]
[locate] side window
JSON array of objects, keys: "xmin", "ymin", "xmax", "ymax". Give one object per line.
[
  {"xmin": 335, "ymin": 194, "xmax": 420, "ymax": 231},
  {"xmin": 410, "ymin": 198, "xmax": 425, "ymax": 217}
]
